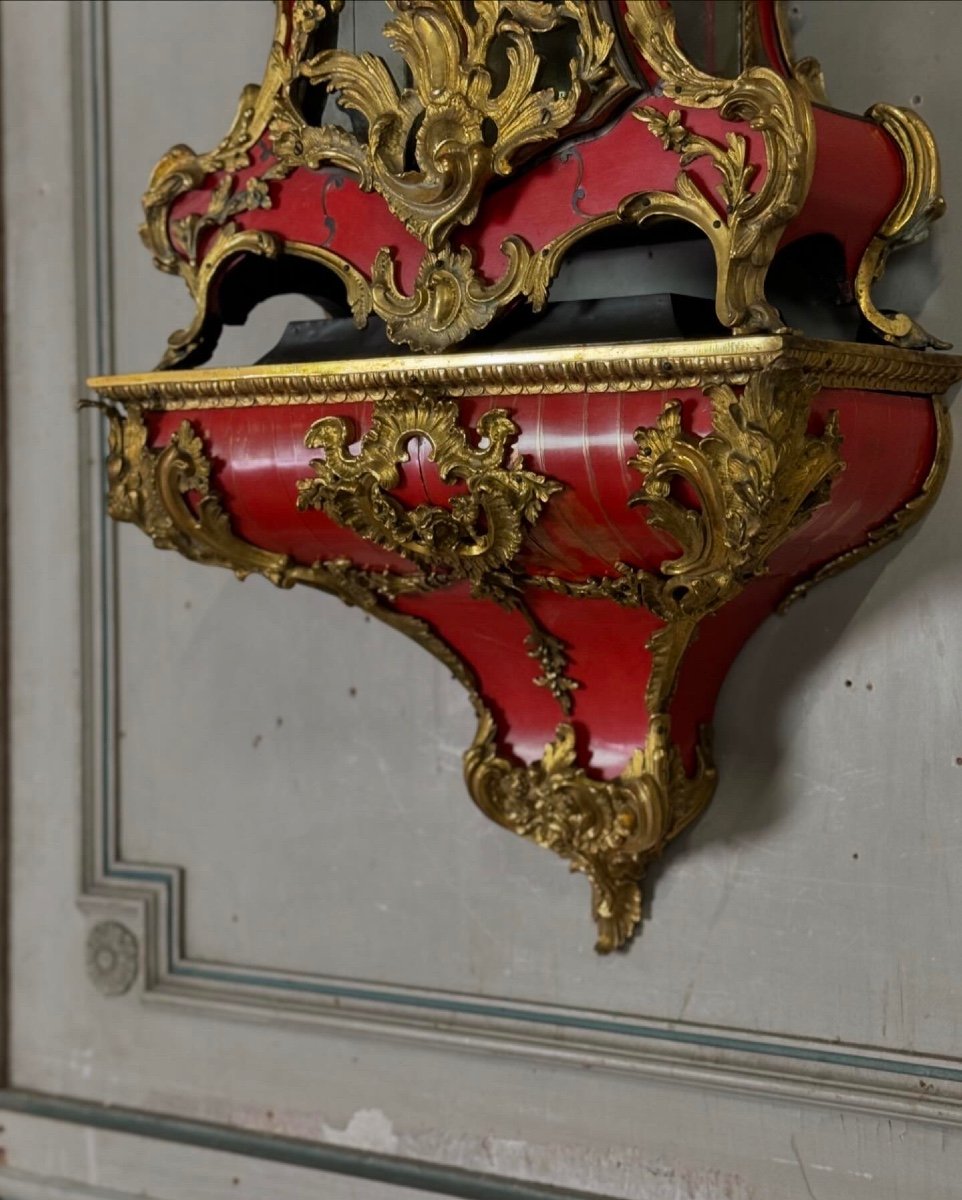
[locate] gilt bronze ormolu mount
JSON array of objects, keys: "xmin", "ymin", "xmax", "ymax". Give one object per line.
[{"xmin": 90, "ymin": 0, "xmax": 961, "ymax": 951}]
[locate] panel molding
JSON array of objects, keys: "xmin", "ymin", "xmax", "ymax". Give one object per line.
[
  {"xmin": 0, "ymin": 1167, "xmax": 142, "ymax": 1200},
  {"xmin": 0, "ymin": 1091, "xmax": 614, "ymax": 1200},
  {"xmin": 64, "ymin": 0, "xmax": 962, "ymax": 1135}
]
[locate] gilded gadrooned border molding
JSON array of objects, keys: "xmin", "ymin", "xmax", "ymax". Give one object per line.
[
  {"xmin": 89, "ymin": 335, "xmax": 962, "ymax": 409},
  {"xmin": 95, "ymin": 354, "xmax": 878, "ymax": 950}
]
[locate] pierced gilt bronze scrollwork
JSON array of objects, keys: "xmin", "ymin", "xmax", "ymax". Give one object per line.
[
  {"xmin": 91, "ymin": 0, "xmax": 962, "ymax": 953},
  {"xmin": 141, "ymin": 0, "xmax": 631, "ymax": 361},
  {"xmin": 268, "ymin": 0, "xmax": 625, "ymax": 249},
  {"xmin": 533, "ymin": 367, "xmax": 843, "ymax": 712},
  {"xmin": 296, "ymin": 390, "xmax": 561, "ymax": 588},
  {"xmin": 140, "ymin": 0, "xmax": 948, "ymax": 366},
  {"xmin": 624, "ymin": 3, "xmax": 813, "ymax": 335},
  {"xmin": 102, "ymin": 401, "xmax": 480, "ymax": 690},
  {"xmin": 296, "ymin": 389, "xmax": 579, "ymax": 711}
]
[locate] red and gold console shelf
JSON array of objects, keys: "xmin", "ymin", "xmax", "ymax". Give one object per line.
[
  {"xmin": 89, "ymin": 0, "xmax": 961, "ymax": 950},
  {"xmin": 91, "ymin": 336, "xmax": 959, "ymax": 950}
]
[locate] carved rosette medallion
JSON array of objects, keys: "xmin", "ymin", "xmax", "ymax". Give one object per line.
[{"xmin": 86, "ymin": 921, "xmax": 140, "ymax": 997}]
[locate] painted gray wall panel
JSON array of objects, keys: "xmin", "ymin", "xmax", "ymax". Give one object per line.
[{"xmin": 3, "ymin": 1, "xmax": 962, "ymax": 1197}]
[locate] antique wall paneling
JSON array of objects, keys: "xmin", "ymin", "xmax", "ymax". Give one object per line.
[
  {"xmin": 90, "ymin": 0, "xmax": 960, "ymax": 948},
  {"xmin": 3, "ymin": 2, "xmax": 962, "ymax": 1198}
]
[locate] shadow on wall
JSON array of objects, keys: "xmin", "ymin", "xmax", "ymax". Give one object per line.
[{"xmin": 647, "ymin": 497, "xmax": 957, "ymax": 911}]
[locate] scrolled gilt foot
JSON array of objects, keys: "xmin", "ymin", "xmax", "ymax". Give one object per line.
[{"xmin": 464, "ymin": 712, "xmax": 716, "ymax": 952}]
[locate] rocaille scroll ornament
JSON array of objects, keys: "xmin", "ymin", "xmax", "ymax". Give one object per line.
[
  {"xmin": 632, "ymin": 368, "xmax": 842, "ymax": 709},
  {"xmin": 102, "ymin": 401, "xmax": 480, "ymax": 690},
  {"xmin": 292, "ymin": 364, "xmax": 830, "ymax": 945},
  {"xmin": 295, "ymin": 388, "xmax": 561, "ymax": 590},
  {"xmin": 268, "ymin": 0, "xmax": 625, "ymax": 250},
  {"xmin": 265, "ymin": 0, "xmax": 624, "ymax": 351},
  {"xmin": 533, "ymin": 367, "xmax": 843, "ymax": 714},
  {"xmin": 624, "ymin": 0, "xmax": 813, "ymax": 335},
  {"xmin": 471, "ymin": 364, "xmax": 844, "ymax": 948},
  {"xmin": 296, "ymin": 386, "xmax": 579, "ymax": 711},
  {"xmin": 467, "ymin": 710, "xmax": 714, "ymax": 955},
  {"xmin": 466, "ymin": 714, "xmax": 716, "ymax": 954},
  {"xmin": 369, "ymin": 239, "xmax": 535, "ymax": 351},
  {"xmin": 141, "ymin": 0, "xmax": 631, "ymax": 362},
  {"xmin": 138, "ymin": 0, "xmax": 946, "ymax": 363}
]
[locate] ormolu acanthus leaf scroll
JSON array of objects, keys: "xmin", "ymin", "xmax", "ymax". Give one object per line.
[
  {"xmin": 532, "ymin": 367, "xmax": 843, "ymax": 716},
  {"xmin": 295, "ymin": 387, "xmax": 561, "ymax": 589},
  {"xmin": 295, "ymin": 386, "xmax": 580, "ymax": 712},
  {"xmin": 270, "ymin": 0, "xmax": 625, "ymax": 250},
  {"xmin": 465, "ymin": 713, "xmax": 716, "ymax": 954}
]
